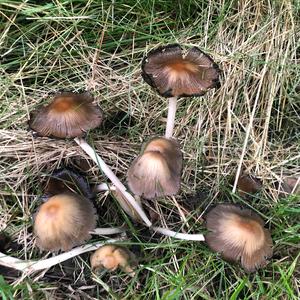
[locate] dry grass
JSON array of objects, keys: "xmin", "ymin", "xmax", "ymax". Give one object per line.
[{"xmin": 0, "ymin": 0, "xmax": 299, "ymax": 299}]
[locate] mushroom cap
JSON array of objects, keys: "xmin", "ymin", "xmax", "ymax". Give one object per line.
[
  {"xmin": 90, "ymin": 245, "xmax": 136, "ymax": 275},
  {"xmin": 205, "ymin": 204, "xmax": 273, "ymax": 272},
  {"xmin": 34, "ymin": 193, "xmax": 97, "ymax": 251},
  {"xmin": 44, "ymin": 168, "xmax": 93, "ymax": 199},
  {"xmin": 29, "ymin": 92, "xmax": 103, "ymax": 138},
  {"xmin": 236, "ymin": 174, "xmax": 262, "ymax": 197},
  {"xmin": 142, "ymin": 44, "xmax": 220, "ymax": 98},
  {"xmin": 276, "ymin": 176, "xmax": 300, "ymax": 195},
  {"xmin": 127, "ymin": 137, "xmax": 182, "ymax": 199}
]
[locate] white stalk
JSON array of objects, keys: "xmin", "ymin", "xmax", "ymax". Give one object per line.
[
  {"xmin": 0, "ymin": 238, "xmax": 119, "ymax": 273},
  {"xmin": 90, "ymin": 227, "xmax": 126, "ymax": 235},
  {"xmin": 74, "ymin": 137, "xmax": 152, "ymax": 227},
  {"xmin": 94, "ymin": 183, "xmax": 116, "ymax": 192},
  {"xmin": 152, "ymin": 226, "xmax": 205, "ymax": 241},
  {"xmin": 165, "ymin": 97, "xmax": 178, "ymax": 138}
]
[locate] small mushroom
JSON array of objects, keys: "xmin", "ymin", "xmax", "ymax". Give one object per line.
[
  {"xmin": 29, "ymin": 92, "xmax": 151, "ymax": 227},
  {"xmin": 205, "ymin": 204, "xmax": 273, "ymax": 272},
  {"xmin": 34, "ymin": 193, "xmax": 97, "ymax": 251},
  {"xmin": 29, "ymin": 92, "xmax": 103, "ymax": 138},
  {"xmin": 276, "ymin": 176, "xmax": 300, "ymax": 196},
  {"xmin": 127, "ymin": 137, "xmax": 182, "ymax": 199},
  {"xmin": 90, "ymin": 245, "xmax": 137, "ymax": 276},
  {"xmin": 236, "ymin": 173, "xmax": 262, "ymax": 197},
  {"xmin": 44, "ymin": 168, "xmax": 93, "ymax": 199},
  {"xmin": 142, "ymin": 44, "xmax": 220, "ymax": 137}
]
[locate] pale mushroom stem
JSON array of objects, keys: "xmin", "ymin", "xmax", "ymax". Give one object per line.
[
  {"xmin": 90, "ymin": 227, "xmax": 126, "ymax": 235},
  {"xmin": 0, "ymin": 238, "xmax": 120, "ymax": 273},
  {"xmin": 74, "ymin": 137, "xmax": 152, "ymax": 227},
  {"xmin": 94, "ymin": 182, "xmax": 116, "ymax": 192},
  {"xmin": 152, "ymin": 226, "xmax": 205, "ymax": 241},
  {"xmin": 165, "ymin": 97, "xmax": 178, "ymax": 138},
  {"xmin": 94, "ymin": 184, "xmax": 207, "ymax": 241}
]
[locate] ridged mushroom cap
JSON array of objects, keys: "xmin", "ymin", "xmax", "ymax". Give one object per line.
[
  {"xmin": 44, "ymin": 168, "xmax": 93, "ymax": 199},
  {"xmin": 90, "ymin": 245, "xmax": 136, "ymax": 275},
  {"xmin": 29, "ymin": 92, "xmax": 103, "ymax": 138},
  {"xmin": 142, "ymin": 44, "xmax": 220, "ymax": 98},
  {"xmin": 205, "ymin": 204, "xmax": 273, "ymax": 272},
  {"xmin": 34, "ymin": 193, "xmax": 97, "ymax": 251},
  {"xmin": 127, "ymin": 137, "xmax": 182, "ymax": 199}
]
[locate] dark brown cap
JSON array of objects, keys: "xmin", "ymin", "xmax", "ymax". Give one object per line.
[
  {"xmin": 142, "ymin": 44, "xmax": 220, "ymax": 98},
  {"xmin": 127, "ymin": 137, "xmax": 182, "ymax": 199},
  {"xmin": 44, "ymin": 168, "xmax": 93, "ymax": 199},
  {"xmin": 29, "ymin": 92, "xmax": 103, "ymax": 138},
  {"xmin": 34, "ymin": 193, "xmax": 97, "ymax": 251},
  {"xmin": 236, "ymin": 174, "xmax": 262, "ymax": 197},
  {"xmin": 205, "ymin": 204, "xmax": 273, "ymax": 272}
]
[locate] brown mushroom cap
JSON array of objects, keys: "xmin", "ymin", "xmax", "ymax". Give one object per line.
[
  {"xmin": 34, "ymin": 193, "xmax": 97, "ymax": 251},
  {"xmin": 90, "ymin": 245, "xmax": 137, "ymax": 275},
  {"xmin": 205, "ymin": 204, "xmax": 273, "ymax": 272},
  {"xmin": 127, "ymin": 137, "xmax": 182, "ymax": 199},
  {"xmin": 236, "ymin": 174, "xmax": 262, "ymax": 197},
  {"xmin": 44, "ymin": 168, "xmax": 93, "ymax": 199},
  {"xmin": 142, "ymin": 44, "xmax": 220, "ymax": 98},
  {"xmin": 29, "ymin": 92, "xmax": 103, "ymax": 138},
  {"xmin": 276, "ymin": 176, "xmax": 300, "ymax": 196}
]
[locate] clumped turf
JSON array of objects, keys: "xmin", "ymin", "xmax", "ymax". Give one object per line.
[{"xmin": 0, "ymin": 0, "xmax": 299, "ymax": 299}]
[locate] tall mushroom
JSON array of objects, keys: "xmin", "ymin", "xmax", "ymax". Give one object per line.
[
  {"xmin": 29, "ymin": 92, "xmax": 151, "ymax": 227},
  {"xmin": 205, "ymin": 204, "xmax": 273, "ymax": 272},
  {"xmin": 142, "ymin": 44, "xmax": 220, "ymax": 138},
  {"xmin": 127, "ymin": 137, "xmax": 182, "ymax": 199}
]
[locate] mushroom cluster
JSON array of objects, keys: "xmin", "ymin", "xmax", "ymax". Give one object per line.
[{"xmin": 0, "ymin": 43, "xmax": 275, "ymax": 276}]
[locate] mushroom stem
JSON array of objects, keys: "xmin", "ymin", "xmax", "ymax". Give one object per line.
[
  {"xmin": 0, "ymin": 238, "xmax": 120, "ymax": 273},
  {"xmin": 165, "ymin": 97, "xmax": 178, "ymax": 138},
  {"xmin": 152, "ymin": 226, "xmax": 205, "ymax": 241},
  {"xmin": 74, "ymin": 137, "xmax": 152, "ymax": 227},
  {"xmin": 90, "ymin": 227, "xmax": 126, "ymax": 235},
  {"xmin": 94, "ymin": 183, "xmax": 116, "ymax": 192}
]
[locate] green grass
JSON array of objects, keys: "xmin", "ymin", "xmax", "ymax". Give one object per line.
[{"xmin": 0, "ymin": 0, "xmax": 299, "ymax": 299}]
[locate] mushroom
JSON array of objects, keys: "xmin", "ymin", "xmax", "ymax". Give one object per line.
[
  {"xmin": 90, "ymin": 245, "xmax": 137, "ymax": 276},
  {"xmin": 34, "ymin": 193, "xmax": 97, "ymax": 251},
  {"xmin": 236, "ymin": 173, "xmax": 262, "ymax": 197},
  {"xmin": 142, "ymin": 44, "xmax": 220, "ymax": 138},
  {"xmin": 44, "ymin": 168, "xmax": 93, "ymax": 199},
  {"xmin": 275, "ymin": 176, "xmax": 300, "ymax": 196},
  {"xmin": 29, "ymin": 92, "xmax": 151, "ymax": 227},
  {"xmin": 127, "ymin": 137, "xmax": 182, "ymax": 199},
  {"xmin": 29, "ymin": 92, "xmax": 103, "ymax": 138},
  {"xmin": 205, "ymin": 204, "xmax": 273, "ymax": 272}
]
